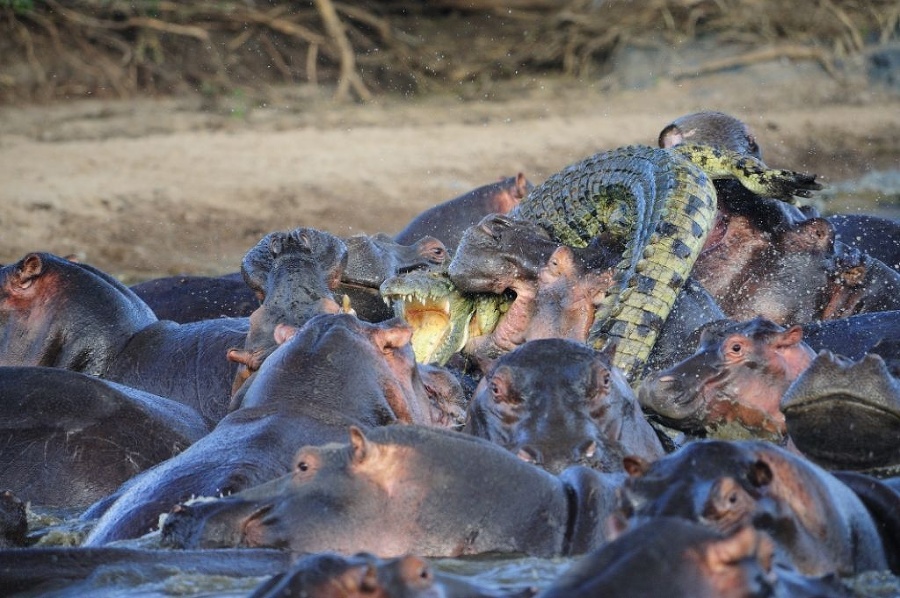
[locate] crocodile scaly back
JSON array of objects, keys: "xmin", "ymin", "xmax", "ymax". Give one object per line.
[{"xmin": 511, "ymin": 143, "xmax": 820, "ymax": 381}]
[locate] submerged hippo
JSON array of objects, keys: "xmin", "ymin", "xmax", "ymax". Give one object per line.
[
  {"xmin": 82, "ymin": 314, "xmax": 461, "ymax": 546},
  {"xmin": 160, "ymin": 425, "xmax": 622, "ymax": 558},
  {"xmin": 618, "ymin": 439, "xmax": 889, "ymax": 576},
  {"xmin": 464, "ymin": 338, "xmax": 663, "ymax": 473},
  {"xmin": 0, "ymin": 252, "xmax": 247, "ymax": 427},
  {"xmin": 638, "ymin": 318, "xmax": 814, "ymax": 440},
  {"xmin": 781, "ymin": 350, "xmax": 900, "ymax": 473},
  {"xmin": 0, "ymin": 366, "xmax": 208, "ymax": 508},
  {"xmin": 249, "ymin": 551, "xmax": 528, "ymax": 598},
  {"xmin": 538, "ymin": 517, "xmax": 847, "ymax": 598}
]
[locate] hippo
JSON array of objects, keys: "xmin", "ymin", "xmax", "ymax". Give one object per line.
[
  {"xmin": 130, "ymin": 271, "xmax": 257, "ymax": 324},
  {"xmin": 340, "ymin": 233, "xmax": 449, "ymax": 323},
  {"xmin": 695, "ymin": 217, "xmax": 851, "ymax": 325},
  {"xmin": 388, "ymin": 213, "xmax": 722, "ymax": 374},
  {"xmin": 618, "ymin": 439, "xmax": 889, "ymax": 576},
  {"xmin": 829, "ymin": 213, "xmax": 900, "ymax": 273},
  {"xmin": 638, "ymin": 318, "xmax": 814, "ymax": 440},
  {"xmin": 395, "ymin": 173, "xmax": 533, "ymax": 253},
  {"xmin": 159, "ymin": 425, "xmax": 623, "ymax": 558},
  {"xmin": 0, "ymin": 366, "xmax": 208, "ymax": 508},
  {"xmin": 659, "ymin": 111, "xmax": 900, "ymax": 318},
  {"xmin": 781, "ymin": 350, "xmax": 900, "ymax": 473},
  {"xmin": 447, "ymin": 214, "xmax": 722, "ymax": 371},
  {"xmin": 130, "ymin": 233, "xmax": 448, "ymax": 325},
  {"xmin": 249, "ymin": 552, "xmax": 530, "ymax": 598},
  {"xmin": 464, "ymin": 338, "xmax": 664, "ymax": 474},
  {"xmin": 538, "ymin": 517, "xmax": 847, "ymax": 598},
  {"xmin": 82, "ymin": 313, "xmax": 462, "ymax": 546},
  {"xmin": 0, "ymin": 252, "xmax": 247, "ymax": 427},
  {"xmin": 801, "ymin": 310, "xmax": 900, "ymax": 361},
  {"xmin": 225, "ymin": 228, "xmax": 348, "ymax": 394},
  {"xmin": 817, "ymin": 241, "xmax": 900, "ymax": 319}
]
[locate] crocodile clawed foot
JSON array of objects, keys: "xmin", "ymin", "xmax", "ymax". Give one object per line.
[{"xmin": 772, "ymin": 171, "xmax": 823, "ymax": 200}]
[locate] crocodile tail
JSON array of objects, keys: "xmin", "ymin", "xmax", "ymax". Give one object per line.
[{"xmin": 590, "ymin": 159, "xmax": 717, "ymax": 382}]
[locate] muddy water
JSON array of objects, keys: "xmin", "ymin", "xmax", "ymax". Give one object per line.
[{"xmin": 15, "ymin": 490, "xmax": 900, "ymax": 597}]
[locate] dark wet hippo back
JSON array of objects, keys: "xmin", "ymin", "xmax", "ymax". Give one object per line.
[
  {"xmin": 538, "ymin": 518, "xmax": 808, "ymax": 598},
  {"xmin": 0, "ymin": 366, "xmax": 207, "ymax": 508},
  {"xmin": 130, "ymin": 272, "xmax": 257, "ymax": 323}
]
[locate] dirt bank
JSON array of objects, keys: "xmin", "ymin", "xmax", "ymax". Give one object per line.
[{"xmin": 2, "ymin": 59, "xmax": 899, "ymax": 282}]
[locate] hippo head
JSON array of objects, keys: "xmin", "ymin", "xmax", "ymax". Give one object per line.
[
  {"xmin": 638, "ymin": 317, "xmax": 814, "ymax": 440},
  {"xmin": 0, "ymin": 252, "xmax": 156, "ymax": 375},
  {"xmin": 616, "ymin": 439, "xmax": 888, "ymax": 577},
  {"xmin": 232, "ymin": 313, "xmax": 453, "ymax": 427},
  {"xmin": 248, "ymin": 552, "xmax": 442, "ymax": 598},
  {"xmin": 543, "ymin": 518, "xmax": 781, "ymax": 598},
  {"xmin": 728, "ymin": 218, "xmax": 837, "ymax": 325},
  {"xmin": 658, "ymin": 111, "xmax": 762, "ymax": 159},
  {"xmin": 464, "ymin": 338, "xmax": 663, "ymax": 474},
  {"xmin": 228, "ymin": 228, "xmax": 348, "ymax": 392},
  {"xmin": 448, "ymin": 214, "xmax": 558, "ymax": 294},
  {"xmin": 781, "ymin": 350, "xmax": 900, "ymax": 471},
  {"xmin": 342, "ymin": 233, "xmax": 447, "ymax": 289}
]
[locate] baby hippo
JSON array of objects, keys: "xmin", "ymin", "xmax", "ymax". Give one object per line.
[{"xmin": 464, "ymin": 339, "xmax": 664, "ymax": 473}]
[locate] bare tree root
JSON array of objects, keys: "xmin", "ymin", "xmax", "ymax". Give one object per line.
[{"xmin": 314, "ymin": 0, "xmax": 373, "ymax": 102}]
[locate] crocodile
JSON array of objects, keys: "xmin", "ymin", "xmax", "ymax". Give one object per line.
[{"xmin": 383, "ymin": 143, "xmax": 821, "ymax": 381}]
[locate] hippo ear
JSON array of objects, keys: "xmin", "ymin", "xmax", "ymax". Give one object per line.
[
  {"xmin": 514, "ymin": 172, "xmax": 530, "ymax": 199},
  {"xmin": 15, "ymin": 254, "xmax": 44, "ymax": 289},
  {"xmin": 349, "ymin": 426, "xmax": 370, "ymax": 463},
  {"xmin": 373, "ymin": 323, "xmax": 413, "ymax": 352},
  {"xmin": 622, "ymin": 455, "xmax": 650, "ymax": 477},
  {"xmin": 747, "ymin": 459, "xmax": 773, "ymax": 487},
  {"xmin": 545, "ymin": 246, "xmax": 574, "ymax": 278},
  {"xmin": 658, "ymin": 123, "xmax": 683, "ymax": 148},
  {"xmin": 774, "ymin": 325, "xmax": 804, "ymax": 349}
]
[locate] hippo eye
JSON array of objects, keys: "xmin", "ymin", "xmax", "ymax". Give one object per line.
[{"xmin": 297, "ymin": 461, "xmax": 309, "ymax": 472}]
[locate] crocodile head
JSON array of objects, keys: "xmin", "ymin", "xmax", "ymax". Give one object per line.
[{"xmin": 380, "ymin": 269, "xmax": 504, "ymax": 365}]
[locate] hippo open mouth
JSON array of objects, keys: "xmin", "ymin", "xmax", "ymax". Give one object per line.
[{"xmin": 782, "ymin": 351, "xmax": 900, "ymax": 471}]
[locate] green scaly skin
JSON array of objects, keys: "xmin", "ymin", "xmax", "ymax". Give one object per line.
[
  {"xmin": 380, "ymin": 270, "xmax": 504, "ymax": 365},
  {"xmin": 384, "ymin": 143, "xmax": 821, "ymax": 380}
]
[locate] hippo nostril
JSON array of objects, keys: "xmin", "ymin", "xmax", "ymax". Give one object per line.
[{"xmin": 517, "ymin": 446, "xmax": 541, "ymax": 465}]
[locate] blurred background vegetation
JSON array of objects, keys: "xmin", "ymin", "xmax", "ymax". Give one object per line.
[{"xmin": 1, "ymin": 0, "xmax": 898, "ymax": 104}]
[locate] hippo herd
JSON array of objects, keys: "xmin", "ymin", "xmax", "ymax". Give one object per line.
[{"xmin": 1, "ymin": 110, "xmax": 900, "ymax": 596}]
